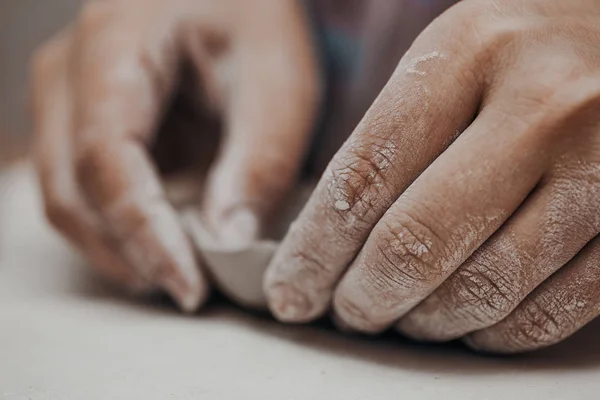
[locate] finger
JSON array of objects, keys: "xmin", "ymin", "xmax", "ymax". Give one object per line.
[
  {"xmin": 463, "ymin": 234, "xmax": 600, "ymax": 354},
  {"xmin": 332, "ymin": 103, "xmax": 551, "ymax": 333},
  {"xmin": 202, "ymin": 1, "xmax": 320, "ymax": 249},
  {"xmin": 397, "ymin": 76, "xmax": 600, "ymax": 340},
  {"xmin": 398, "ymin": 158, "xmax": 600, "ymax": 341},
  {"xmin": 31, "ymin": 28, "xmax": 144, "ymax": 289},
  {"xmin": 71, "ymin": 2, "xmax": 208, "ymax": 311},
  {"xmin": 265, "ymin": 5, "xmax": 483, "ymax": 322}
]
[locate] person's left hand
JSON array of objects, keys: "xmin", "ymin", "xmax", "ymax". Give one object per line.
[
  {"xmin": 30, "ymin": 0, "xmax": 319, "ymax": 311},
  {"xmin": 264, "ymin": 0, "xmax": 600, "ymax": 353}
]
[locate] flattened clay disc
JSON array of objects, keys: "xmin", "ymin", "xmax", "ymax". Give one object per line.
[
  {"xmin": 182, "ymin": 210, "xmax": 276, "ymax": 309},
  {"xmin": 175, "ymin": 183, "xmax": 314, "ymax": 310}
]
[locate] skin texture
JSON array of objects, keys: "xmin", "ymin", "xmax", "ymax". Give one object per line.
[
  {"xmin": 264, "ymin": 0, "xmax": 600, "ymax": 353},
  {"xmin": 30, "ymin": 0, "xmax": 320, "ymax": 311}
]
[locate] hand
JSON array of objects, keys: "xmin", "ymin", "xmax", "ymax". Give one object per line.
[
  {"xmin": 265, "ymin": 0, "xmax": 600, "ymax": 353},
  {"xmin": 31, "ymin": 0, "xmax": 319, "ymax": 311}
]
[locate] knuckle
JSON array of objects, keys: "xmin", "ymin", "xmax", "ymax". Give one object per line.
[
  {"xmin": 506, "ymin": 298, "xmax": 567, "ymax": 349},
  {"xmin": 448, "ymin": 0, "xmax": 490, "ymax": 21},
  {"xmin": 370, "ymin": 211, "xmax": 442, "ymax": 289},
  {"xmin": 471, "ymin": 14, "xmax": 521, "ymax": 55},
  {"xmin": 435, "ymin": 0, "xmax": 519, "ymax": 59},
  {"xmin": 450, "ymin": 260, "xmax": 520, "ymax": 325},
  {"xmin": 509, "ymin": 76, "xmax": 600, "ymax": 144},
  {"xmin": 43, "ymin": 194, "xmax": 80, "ymax": 235},
  {"xmin": 555, "ymin": 79, "xmax": 600, "ymax": 118},
  {"xmin": 326, "ymin": 140, "xmax": 396, "ymax": 233},
  {"xmin": 73, "ymin": 141, "xmax": 124, "ymax": 210},
  {"xmin": 527, "ymin": 77, "xmax": 600, "ymax": 112},
  {"xmin": 74, "ymin": 143, "xmax": 102, "ymax": 188}
]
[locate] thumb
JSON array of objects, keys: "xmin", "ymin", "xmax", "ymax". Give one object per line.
[{"xmin": 204, "ymin": 5, "xmax": 320, "ymax": 249}]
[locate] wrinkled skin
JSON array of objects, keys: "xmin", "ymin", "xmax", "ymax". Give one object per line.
[
  {"xmin": 265, "ymin": 0, "xmax": 600, "ymax": 353},
  {"xmin": 30, "ymin": 0, "xmax": 320, "ymax": 311},
  {"xmin": 32, "ymin": 0, "xmax": 600, "ymax": 354}
]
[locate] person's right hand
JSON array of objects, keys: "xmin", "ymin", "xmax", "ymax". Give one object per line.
[
  {"xmin": 264, "ymin": 0, "xmax": 600, "ymax": 353},
  {"xmin": 30, "ymin": 0, "xmax": 319, "ymax": 311}
]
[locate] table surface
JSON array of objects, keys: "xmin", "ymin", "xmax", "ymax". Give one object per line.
[{"xmin": 1, "ymin": 164, "xmax": 600, "ymax": 400}]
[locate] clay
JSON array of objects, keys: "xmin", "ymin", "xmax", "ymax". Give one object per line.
[
  {"xmin": 171, "ymin": 179, "xmax": 314, "ymax": 309},
  {"xmin": 182, "ymin": 209, "xmax": 277, "ymax": 308}
]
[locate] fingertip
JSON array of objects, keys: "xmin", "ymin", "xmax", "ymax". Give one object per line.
[
  {"xmin": 461, "ymin": 333, "xmax": 513, "ymax": 355},
  {"xmin": 265, "ymin": 283, "xmax": 313, "ymax": 323},
  {"xmin": 332, "ymin": 290, "xmax": 385, "ymax": 335},
  {"xmin": 461, "ymin": 334, "xmax": 483, "ymax": 352},
  {"xmin": 395, "ymin": 307, "xmax": 456, "ymax": 343},
  {"xmin": 330, "ymin": 309, "xmax": 356, "ymax": 334},
  {"xmin": 263, "ymin": 238, "xmax": 334, "ymax": 323},
  {"xmin": 162, "ymin": 274, "xmax": 210, "ymax": 313}
]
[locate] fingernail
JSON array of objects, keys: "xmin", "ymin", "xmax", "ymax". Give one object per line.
[
  {"xmin": 162, "ymin": 275, "xmax": 206, "ymax": 313},
  {"xmin": 215, "ymin": 207, "xmax": 259, "ymax": 251},
  {"xmin": 267, "ymin": 284, "xmax": 311, "ymax": 322},
  {"xmin": 331, "ymin": 310, "xmax": 354, "ymax": 334},
  {"xmin": 462, "ymin": 335, "xmax": 482, "ymax": 351},
  {"xmin": 334, "ymin": 296, "xmax": 372, "ymax": 332}
]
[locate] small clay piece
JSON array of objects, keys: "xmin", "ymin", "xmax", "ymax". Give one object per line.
[
  {"xmin": 169, "ymin": 176, "xmax": 313, "ymax": 309},
  {"xmin": 182, "ymin": 210, "xmax": 277, "ymax": 309}
]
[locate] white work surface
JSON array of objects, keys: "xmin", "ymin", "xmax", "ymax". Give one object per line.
[{"xmin": 1, "ymin": 164, "xmax": 600, "ymax": 399}]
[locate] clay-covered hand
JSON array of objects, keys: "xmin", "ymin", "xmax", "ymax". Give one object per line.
[
  {"xmin": 30, "ymin": 0, "xmax": 319, "ymax": 312},
  {"xmin": 265, "ymin": 0, "xmax": 600, "ymax": 353}
]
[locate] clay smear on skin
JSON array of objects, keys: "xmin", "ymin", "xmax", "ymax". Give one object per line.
[
  {"xmin": 332, "ymin": 140, "xmax": 398, "ymax": 212},
  {"xmin": 327, "ymin": 51, "xmax": 458, "ymax": 318},
  {"xmin": 337, "ymin": 209, "xmax": 506, "ymax": 325},
  {"xmin": 413, "ymin": 160, "xmax": 600, "ymax": 344},
  {"xmin": 268, "ymin": 49, "xmax": 453, "ymax": 319},
  {"xmin": 403, "ymin": 51, "xmax": 448, "ymax": 77},
  {"xmin": 330, "ymin": 49, "xmax": 450, "ymax": 215}
]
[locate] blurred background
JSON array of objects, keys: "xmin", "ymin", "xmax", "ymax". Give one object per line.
[
  {"xmin": 0, "ymin": 0, "xmax": 454, "ymax": 171},
  {"xmin": 0, "ymin": 0, "xmax": 81, "ymax": 167}
]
